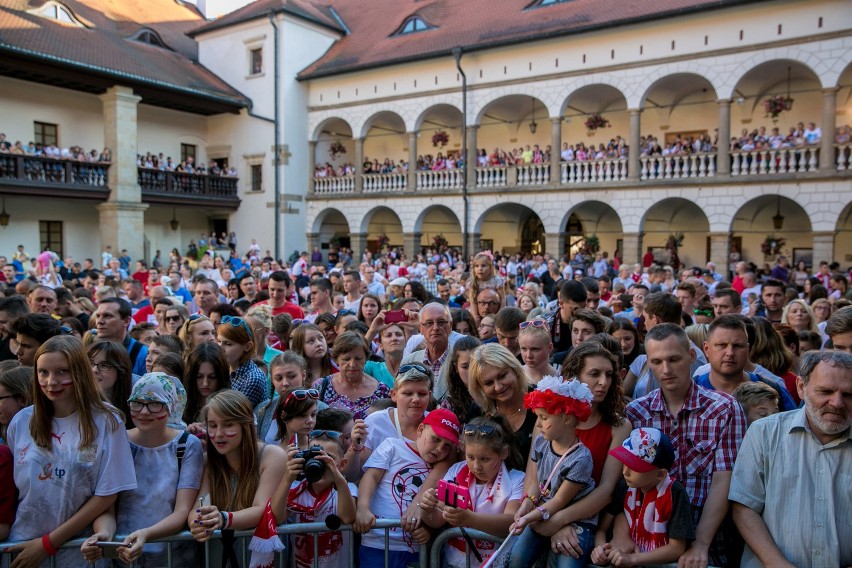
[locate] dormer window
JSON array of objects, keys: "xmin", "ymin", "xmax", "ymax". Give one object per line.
[
  {"xmin": 527, "ymin": 0, "xmax": 571, "ymax": 7},
  {"xmin": 34, "ymin": 2, "xmax": 84, "ymax": 26},
  {"xmin": 394, "ymin": 16, "xmax": 434, "ymax": 36},
  {"xmin": 130, "ymin": 28, "xmax": 171, "ymax": 50}
]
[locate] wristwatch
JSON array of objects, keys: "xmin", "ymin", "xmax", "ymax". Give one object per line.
[{"xmin": 537, "ymin": 506, "xmax": 550, "ymax": 521}]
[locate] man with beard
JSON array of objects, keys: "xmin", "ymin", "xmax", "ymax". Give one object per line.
[{"xmin": 730, "ymin": 350, "xmax": 852, "ymax": 568}]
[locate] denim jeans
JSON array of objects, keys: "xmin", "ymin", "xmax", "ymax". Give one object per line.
[{"xmin": 507, "ymin": 522, "xmax": 595, "ymax": 568}]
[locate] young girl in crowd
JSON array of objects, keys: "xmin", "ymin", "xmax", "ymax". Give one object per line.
[
  {"xmin": 357, "ymin": 293, "xmax": 382, "ymax": 327},
  {"xmin": 179, "ymin": 314, "xmax": 216, "ymax": 357},
  {"xmin": 607, "ymin": 319, "xmax": 644, "ymax": 368},
  {"xmin": 256, "ymin": 351, "xmax": 308, "ymax": 441},
  {"xmin": 182, "ymin": 342, "xmax": 231, "ymax": 425},
  {"xmin": 217, "ymin": 315, "xmax": 268, "ymax": 408},
  {"xmin": 290, "ymin": 323, "xmax": 336, "ymax": 384},
  {"xmin": 82, "ymin": 373, "xmax": 203, "ymax": 566},
  {"xmin": 507, "ymin": 377, "xmax": 597, "ymax": 568},
  {"xmin": 6, "ymin": 336, "xmax": 136, "ymax": 567},
  {"xmin": 452, "ymin": 309, "xmax": 479, "ymax": 338},
  {"xmin": 519, "ymin": 318, "xmax": 559, "ymax": 384},
  {"xmin": 0, "ymin": 366, "xmax": 31, "ymax": 445},
  {"xmin": 468, "ymin": 251, "xmax": 505, "ymax": 323},
  {"xmin": 189, "ymin": 390, "xmax": 286, "ymax": 559},
  {"xmin": 315, "ymin": 313, "xmax": 338, "ymax": 347},
  {"xmin": 436, "ymin": 335, "xmax": 481, "ymax": 423},
  {"xmin": 273, "ymin": 387, "xmax": 319, "ymax": 449},
  {"xmin": 88, "ymin": 340, "xmax": 133, "ymax": 428},
  {"xmin": 421, "ymin": 415, "xmax": 525, "ymax": 567},
  {"xmin": 163, "ymin": 305, "xmax": 189, "ymax": 337}
]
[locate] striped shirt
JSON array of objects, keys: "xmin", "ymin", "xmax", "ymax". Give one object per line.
[
  {"xmin": 626, "ymin": 382, "xmax": 746, "ymax": 508},
  {"xmin": 729, "ymin": 408, "xmax": 852, "ymax": 568}
]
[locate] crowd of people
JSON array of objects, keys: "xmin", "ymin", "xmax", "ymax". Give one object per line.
[
  {"xmin": 0, "ymin": 237, "xmax": 849, "ymax": 568},
  {"xmin": 0, "ymin": 133, "xmax": 111, "ymax": 164},
  {"xmin": 136, "ymin": 152, "xmax": 238, "ymax": 177}
]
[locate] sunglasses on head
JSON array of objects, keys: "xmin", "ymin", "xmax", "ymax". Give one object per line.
[
  {"xmin": 337, "ymin": 309, "xmax": 357, "ymax": 317},
  {"xmin": 284, "ymin": 389, "xmax": 319, "ymax": 405},
  {"xmin": 463, "ymin": 424, "xmax": 497, "ymax": 438},
  {"xmin": 519, "ymin": 319, "xmax": 546, "ymax": 330},
  {"xmin": 310, "ymin": 429, "xmax": 343, "ymax": 439},
  {"xmin": 221, "ymin": 315, "xmax": 252, "ymax": 335},
  {"xmin": 397, "ymin": 363, "xmax": 429, "ymax": 376},
  {"xmin": 188, "ymin": 314, "xmax": 209, "ymax": 323}
]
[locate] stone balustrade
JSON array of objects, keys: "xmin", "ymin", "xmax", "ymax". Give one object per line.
[
  {"xmin": 416, "ymin": 169, "xmax": 464, "ymax": 190},
  {"xmin": 730, "ymin": 147, "xmax": 818, "ymax": 176},
  {"xmin": 314, "ymin": 175, "xmax": 355, "ymax": 194},
  {"xmin": 562, "ymin": 158, "xmax": 628, "ymax": 183},
  {"xmin": 835, "ymin": 143, "xmax": 851, "ymax": 171},
  {"xmin": 640, "ymin": 153, "xmax": 716, "ymax": 180},
  {"xmin": 363, "ymin": 172, "xmax": 407, "ymax": 193}
]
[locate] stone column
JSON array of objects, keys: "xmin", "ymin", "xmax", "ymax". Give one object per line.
[
  {"xmin": 550, "ymin": 118, "xmax": 562, "ymax": 185},
  {"xmin": 466, "ymin": 126, "xmax": 478, "ymax": 189},
  {"xmin": 820, "ymin": 88, "xmax": 838, "ymax": 171},
  {"xmin": 403, "ymin": 232, "xmax": 423, "ymax": 258},
  {"xmin": 627, "ymin": 109, "xmax": 641, "ymax": 181},
  {"xmin": 98, "ymin": 86, "xmax": 148, "ymax": 262},
  {"xmin": 621, "ymin": 232, "xmax": 643, "ymax": 266},
  {"xmin": 350, "ymin": 232, "xmax": 368, "ymax": 263},
  {"xmin": 544, "ymin": 232, "xmax": 563, "ymax": 258},
  {"xmin": 467, "ymin": 232, "xmax": 482, "ymax": 257},
  {"xmin": 717, "ymin": 99, "xmax": 731, "ymax": 175},
  {"xmin": 407, "ymin": 132, "xmax": 417, "ymax": 191},
  {"xmin": 354, "ymin": 138, "xmax": 364, "ymax": 193},
  {"xmin": 308, "ymin": 141, "xmax": 317, "ymax": 194},
  {"xmin": 306, "ymin": 232, "xmax": 321, "ymax": 263},
  {"xmin": 812, "ymin": 231, "xmax": 836, "ymax": 266},
  {"xmin": 707, "ymin": 232, "xmax": 730, "ymax": 274}
]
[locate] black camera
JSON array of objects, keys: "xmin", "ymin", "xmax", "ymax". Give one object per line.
[{"xmin": 295, "ymin": 445, "xmax": 326, "ymax": 483}]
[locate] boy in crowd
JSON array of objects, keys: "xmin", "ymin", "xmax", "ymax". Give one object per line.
[
  {"xmin": 733, "ymin": 381, "xmax": 780, "ymax": 427},
  {"xmin": 592, "ymin": 427, "xmax": 695, "ymax": 567},
  {"xmin": 355, "ymin": 408, "xmax": 461, "ymax": 568}
]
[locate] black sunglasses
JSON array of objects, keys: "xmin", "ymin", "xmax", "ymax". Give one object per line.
[
  {"xmin": 463, "ymin": 424, "xmax": 497, "ymax": 438},
  {"xmin": 397, "ymin": 363, "xmax": 429, "ymax": 376}
]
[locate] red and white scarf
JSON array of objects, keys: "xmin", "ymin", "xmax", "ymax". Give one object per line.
[{"xmin": 623, "ymin": 475, "xmax": 674, "ymax": 552}]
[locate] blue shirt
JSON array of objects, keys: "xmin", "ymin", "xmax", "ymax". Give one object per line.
[
  {"xmin": 695, "ymin": 372, "xmax": 797, "ymax": 411},
  {"xmin": 231, "ymin": 360, "xmax": 269, "ymax": 408}
]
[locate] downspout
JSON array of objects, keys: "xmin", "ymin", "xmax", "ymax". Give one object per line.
[
  {"xmin": 269, "ymin": 12, "xmax": 281, "ymax": 261},
  {"xmin": 452, "ymin": 47, "xmax": 469, "ymax": 263}
]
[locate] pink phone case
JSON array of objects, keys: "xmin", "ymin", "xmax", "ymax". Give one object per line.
[{"xmin": 437, "ymin": 480, "xmax": 470, "ymax": 509}]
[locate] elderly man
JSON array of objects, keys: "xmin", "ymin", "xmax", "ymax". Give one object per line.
[
  {"xmin": 730, "ymin": 350, "xmax": 852, "ymax": 568},
  {"xmin": 627, "ymin": 323, "xmax": 745, "ymax": 568},
  {"xmin": 402, "ymin": 302, "xmax": 462, "ymax": 376}
]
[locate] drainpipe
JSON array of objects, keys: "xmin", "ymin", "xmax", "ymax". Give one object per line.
[
  {"xmin": 452, "ymin": 47, "xmax": 469, "ymax": 263},
  {"xmin": 269, "ymin": 12, "xmax": 281, "ymax": 261}
]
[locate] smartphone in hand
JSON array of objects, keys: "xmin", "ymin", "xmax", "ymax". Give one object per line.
[
  {"xmin": 384, "ymin": 310, "xmax": 407, "ymax": 324},
  {"xmin": 437, "ymin": 480, "xmax": 471, "ymax": 509}
]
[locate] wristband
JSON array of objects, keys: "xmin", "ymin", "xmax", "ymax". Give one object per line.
[
  {"xmin": 523, "ymin": 494, "xmax": 538, "ymax": 504},
  {"xmin": 226, "ymin": 511, "xmax": 234, "ymax": 529},
  {"xmin": 42, "ymin": 534, "xmax": 58, "ymax": 556},
  {"xmin": 220, "ymin": 511, "xmax": 228, "ymax": 530}
]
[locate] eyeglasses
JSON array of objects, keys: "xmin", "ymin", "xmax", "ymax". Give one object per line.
[
  {"xmin": 463, "ymin": 424, "xmax": 497, "ymax": 438},
  {"xmin": 519, "ymin": 319, "xmax": 546, "ymax": 330},
  {"xmin": 476, "ymin": 301, "xmax": 500, "ymax": 307},
  {"xmin": 221, "ymin": 315, "xmax": 252, "ymax": 335},
  {"xmin": 128, "ymin": 400, "xmax": 166, "ymax": 413},
  {"xmin": 421, "ymin": 319, "xmax": 450, "ymax": 328},
  {"xmin": 337, "ymin": 309, "xmax": 357, "ymax": 316},
  {"xmin": 310, "ymin": 429, "xmax": 342, "ymax": 439},
  {"xmin": 398, "ymin": 363, "xmax": 430, "ymax": 376},
  {"xmin": 165, "ymin": 315, "xmax": 183, "ymax": 323},
  {"xmin": 90, "ymin": 361, "xmax": 115, "ymax": 372},
  {"xmin": 284, "ymin": 389, "xmax": 319, "ymax": 405}
]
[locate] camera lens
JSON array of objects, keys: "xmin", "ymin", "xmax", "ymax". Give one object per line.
[{"xmin": 303, "ymin": 458, "xmax": 326, "ymax": 483}]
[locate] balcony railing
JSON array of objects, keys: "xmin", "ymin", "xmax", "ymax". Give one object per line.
[
  {"xmin": 730, "ymin": 147, "xmax": 818, "ymax": 176},
  {"xmin": 563, "ymin": 158, "xmax": 628, "ymax": 183},
  {"xmin": 314, "ymin": 175, "xmax": 355, "ymax": 194},
  {"xmin": 640, "ymin": 153, "xmax": 716, "ymax": 180},
  {"xmin": 138, "ymin": 168, "xmax": 240, "ymax": 208},
  {"xmin": 363, "ymin": 172, "xmax": 406, "ymax": 193},
  {"xmin": 0, "ymin": 154, "xmax": 109, "ymax": 192},
  {"xmin": 416, "ymin": 169, "xmax": 464, "ymax": 191},
  {"xmin": 837, "ymin": 143, "xmax": 852, "ymax": 171},
  {"xmin": 475, "ymin": 166, "xmax": 508, "ymax": 188}
]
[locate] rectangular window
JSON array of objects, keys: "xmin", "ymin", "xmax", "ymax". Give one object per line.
[
  {"xmin": 180, "ymin": 144, "xmax": 196, "ymax": 164},
  {"xmin": 250, "ymin": 164, "xmax": 262, "ymax": 192},
  {"xmin": 250, "ymin": 48, "xmax": 263, "ymax": 75},
  {"xmin": 34, "ymin": 122, "xmax": 58, "ymax": 146},
  {"xmin": 39, "ymin": 221, "xmax": 63, "ymax": 258}
]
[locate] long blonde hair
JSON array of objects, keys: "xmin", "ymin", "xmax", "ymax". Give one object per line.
[
  {"xmin": 31, "ymin": 336, "xmax": 120, "ymax": 450},
  {"xmin": 468, "ymin": 343, "xmax": 529, "ymax": 414},
  {"xmin": 202, "ymin": 390, "xmax": 260, "ymax": 510}
]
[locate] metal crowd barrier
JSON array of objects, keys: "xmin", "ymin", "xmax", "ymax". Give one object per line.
[
  {"xmin": 429, "ymin": 527, "xmax": 502, "ymax": 568},
  {"xmin": 1, "ymin": 518, "xmax": 426, "ymax": 568}
]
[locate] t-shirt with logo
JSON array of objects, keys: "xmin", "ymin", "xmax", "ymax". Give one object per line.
[{"xmin": 288, "ymin": 479, "xmax": 358, "ymax": 568}]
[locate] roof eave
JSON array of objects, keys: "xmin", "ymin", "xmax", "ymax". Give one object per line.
[
  {"xmin": 297, "ymin": 0, "xmax": 769, "ymax": 81},
  {"xmin": 188, "ymin": 7, "xmax": 345, "ymax": 38}
]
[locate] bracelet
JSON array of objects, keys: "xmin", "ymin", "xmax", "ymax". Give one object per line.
[
  {"xmin": 523, "ymin": 494, "xmax": 538, "ymax": 504},
  {"xmin": 226, "ymin": 511, "xmax": 234, "ymax": 529},
  {"xmin": 42, "ymin": 534, "xmax": 58, "ymax": 556},
  {"xmin": 352, "ymin": 446, "xmax": 366, "ymax": 453},
  {"xmin": 219, "ymin": 511, "xmax": 228, "ymax": 530}
]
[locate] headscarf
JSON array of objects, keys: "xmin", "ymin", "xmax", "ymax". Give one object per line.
[{"xmin": 128, "ymin": 372, "xmax": 188, "ymax": 430}]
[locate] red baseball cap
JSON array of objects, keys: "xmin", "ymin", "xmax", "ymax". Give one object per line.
[{"xmin": 422, "ymin": 408, "xmax": 461, "ymax": 446}]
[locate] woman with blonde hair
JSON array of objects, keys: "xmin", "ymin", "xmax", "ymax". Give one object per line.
[{"xmin": 781, "ymin": 298, "xmax": 819, "ymax": 334}]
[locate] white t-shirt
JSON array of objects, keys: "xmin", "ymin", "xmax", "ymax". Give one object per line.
[
  {"xmin": 362, "ymin": 438, "xmax": 432, "ymax": 552},
  {"xmin": 442, "ymin": 461, "xmax": 524, "ymax": 567},
  {"xmin": 8, "ymin": 406, "xmax": 137, "ymax": 567},
  {"xmin": 116, "ymin": 432, "xmax": 204, "ymax": 561},
  {"xmin": 343, "ymin": 295, "xmax": 362, "ymax": 312},
  {"xmin": 364, "ymin": 408, "xmax": 423, "ymax": 451},
  {"xmin": 287, "ymin": 480, "xmax": 359, "ymax": 568}
]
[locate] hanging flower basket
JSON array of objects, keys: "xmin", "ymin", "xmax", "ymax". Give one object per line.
[
  {"xmin": 433, "ymin": 234, "xmax": 448, "ymax": 250},
  {"xmin": 666, "ymin": 233, "xmax": 684, "ymax": 250},
  {"xmin": 581, "ymin": 234, "xmax": 600, "ymax": 255},
  {"xmin": 376, "ymin": 234, "xmax": 390, "ymax": 250},
  {"xmin": 329, "ymin": 141, "xmax": 347, "ymax": 160},
  {"xmin": 431, "ymin": 130, "xmax": 449, "ymax": 148},
  {"xmin": 761, "ymin": 235, "xmax": 786, "ymax": 257},
  {"xmin": 584, "ymin": 113, "xmax": 610, "ymax": 135},
  {"xmin": 763, "ymin": 96, "xmax": 794, "ymax": 122}
]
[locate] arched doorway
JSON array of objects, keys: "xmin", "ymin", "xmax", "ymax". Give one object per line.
[
  {"xmin": 640, "ymin": 198, "xmax": 710, "ymax": 268},
  {"xmin": 362, "ymin": 206, "xmax": 404, "ymax": 253},
  {"xmin": 561, "ymin": 201, "xmax": 624, "ymax": 258},
  {"xmin": 475, "ymin": 204, "xmax": 545, "ymax": 255},
  {"xmin": 731, "ymin": 195, "xmax": 812, "ymax": 268},
  {"xmin": 312, "ymin": 208, "xmax": 351, "ymax": 260},
  {"xmin": 416, "ymin": 205, "xmax": 463, "ymax": 251}
]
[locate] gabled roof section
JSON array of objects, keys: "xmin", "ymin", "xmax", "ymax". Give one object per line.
[
  {"xmin": 298, "ymin": 0, "xmax": 766, "ymax": 80},
  {"xmin": 0, "ymin": 0, "xmax": 248, "ymax": 113},
  {"xmin": 188, "ymin": 0, "xmax": 345, "ymax": 37}
]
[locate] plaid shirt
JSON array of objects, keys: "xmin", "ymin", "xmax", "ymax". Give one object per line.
[
  {"xmin": 230, "ymin": 360, "xmax": 269, "ymax": 409},
  {"xmin": 626, "ymin": 382, "xmax": 746, "ymax": 509}
]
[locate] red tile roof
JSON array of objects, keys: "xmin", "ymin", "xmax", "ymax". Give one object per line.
[
  {"xmin": 0, "ymin": 0, "xmax": 248, "ymax": 110},
  {"xmin": 296, "ymin": 0, "xmax": 763, "ymax": 79},
  {"xmin": 188, "ymin": 0, "xmax": 345, "ymax": 37}
]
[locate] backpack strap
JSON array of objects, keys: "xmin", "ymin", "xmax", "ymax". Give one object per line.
[
  {"xmin": 319, "ymin": 375, "xmax": 331, "ymax": 400},
  {"xmin": 127, "ymin": 338, "xmax": 144, "ymax": 368},
  {"xmin": 175, "ymin": 430, "xmax": 190, "ymax": 474}
]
